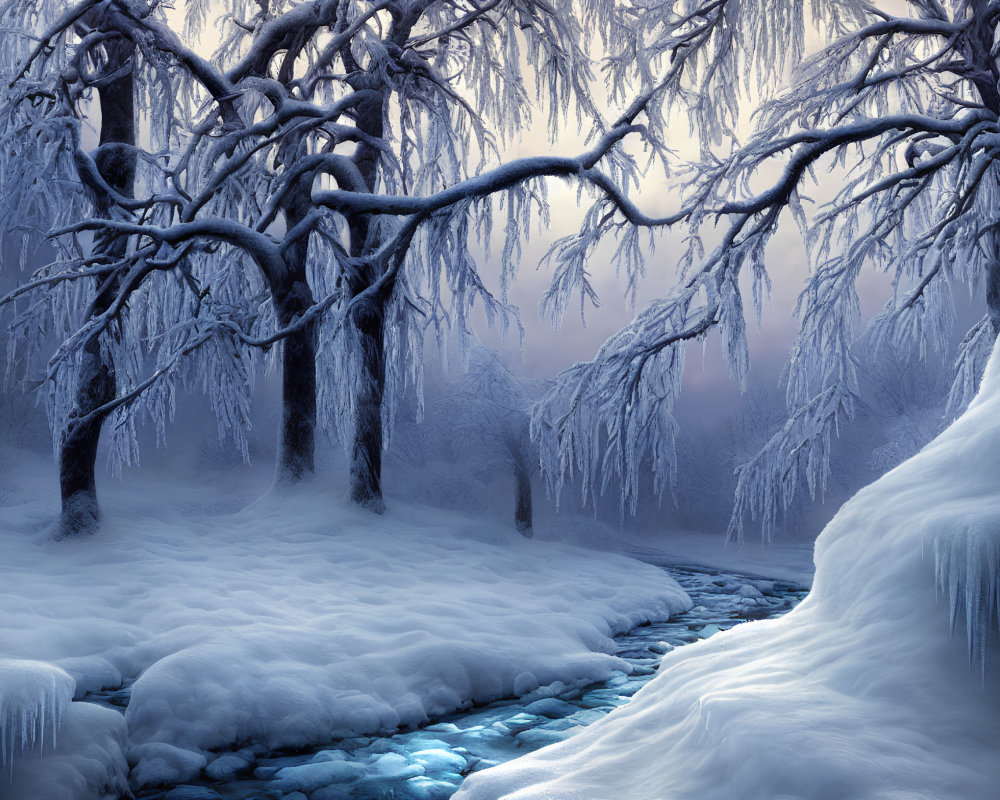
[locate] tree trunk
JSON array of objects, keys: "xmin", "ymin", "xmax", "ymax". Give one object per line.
[
  {"xmin": 348, "ymin": 295, "xmax": 386, "ymax": 512},
  {"xmin": 342, "ymin": 84, "xmax": 392, "ymax": 512},
  {"xmin": 273, "ymin": 290, "xmax": 317, "ymax": 483},
  {"xmin": 57, "ymin": 36, "xmax": 135, "ymax": 538},
  {"xmin": 58, "ymin": 346, "xmax": 116, "ymax": 537},
  {"xmin": 272, "ymin": 186, "xmax": 318, "ymax": 483},
  {"xmin": 514, "ymin": 462, "xmax": 533, "ymax": 537}
]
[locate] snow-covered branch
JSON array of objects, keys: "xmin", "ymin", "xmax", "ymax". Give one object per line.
[{"xmin": 534, "ymin": 0, "xmax": 1000, "ymax": 540}]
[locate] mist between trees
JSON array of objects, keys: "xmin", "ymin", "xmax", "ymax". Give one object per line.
[{"xmin": 0, "ymin": 0, "xmax": 997, "ymax": 541}]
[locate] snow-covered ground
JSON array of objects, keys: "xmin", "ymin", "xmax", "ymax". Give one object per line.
[
  {"xmin": 455, "ymin": 350, "xmax": 1000, "ymax": 799},
  {"xmin": 0, "ymin": 455, "xmax": 689, "ymax": 799}
]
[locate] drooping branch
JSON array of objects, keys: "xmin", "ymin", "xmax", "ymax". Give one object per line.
[{"xmin": 532, "ymin": 0, "xmax": 1000, "ymax": 541}]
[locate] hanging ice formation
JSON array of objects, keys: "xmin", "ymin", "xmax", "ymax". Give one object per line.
[
  {"xmin": 0, "ymin": 659, "xmax": 74, "ymax": 771},
  {"xmin": 935, "ymin": 528, "xmax": 1000, "ymax": 678}
]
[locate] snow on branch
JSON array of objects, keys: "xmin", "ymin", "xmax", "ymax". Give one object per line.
[
  {"xmin": 532, "ymin": 278, "xmax": 721, "ymax": 517},
  {"xmin": 534, "ymin": 0, "xmax": 1000, "ymax": 538},
  {"xmin": 946, "ymin": 316, "xmax": 995, "ymax": 420},
  {"xmin": 727, "ymin": 383, "xmax": 854, "ymax": 543}
]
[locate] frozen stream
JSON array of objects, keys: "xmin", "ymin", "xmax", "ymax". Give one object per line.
[{"xmin": 83, "ymin": 563, "xmax": 808, "ymax": 800}]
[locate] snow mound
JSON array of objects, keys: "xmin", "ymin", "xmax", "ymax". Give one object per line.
[
  {"xmin": 2, "ymin": 702, "xmax": 128, "ymax": 800},
  {"xmin": 0, "ymin": 659, "xmax": 73, "ymax": 767},
  {"xmin": 455, "ymin": 347, "xmax": 1000, "ymax": 799},
  {"xmin": 0, "ymin": 483, "xmax": 689, "ymax": 791}
]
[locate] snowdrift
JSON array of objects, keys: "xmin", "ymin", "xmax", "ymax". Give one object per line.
[
  {"xmin": 455, "ymin": 350, "xmax": 1000, "ymax": 799},
  {"xmin": 2, "ymin": 703, "xmax": 128, "ymax": 800},
  {"xmin": 0, "ymin": 483, "xmax": 689, "ymax": 794}
]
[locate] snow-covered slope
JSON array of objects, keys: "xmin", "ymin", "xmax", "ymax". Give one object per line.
[
  {"xmin": 0, "ymin": 479, "xmax": 689, "ymax": 795},
  {"xmin": 455, "ymin": 349, "xmax": 1000, "ymax": 799}
]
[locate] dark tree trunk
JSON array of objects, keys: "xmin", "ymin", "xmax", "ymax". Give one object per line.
[
  {"xmin": 514, "ymin": 462, "xmax": 533, "ymax": 537},
  {"xmin": 58, "ymin": 346, "xmax": 116, "ymax": 537},
  {"xmin": 346, "ymin": 83, "xmax": 389, "ymax": 512},
  {"xmin": 969, "ymin": 7, "xmax": 1000, "ymax": 335},
  {"xmin": 272, "ymin": 189, "xmax": 317, "ymax": 483},
  {"xmin": 57, "ymin": 36, "xmax": 135, "ymax": 538},
  {"xmin": 274, "ymin": 292, "xmax": 317, "ymax": 482},
  {"xmin": 348, "ymin": 295, "xmax": 386, "ymax": 512}
]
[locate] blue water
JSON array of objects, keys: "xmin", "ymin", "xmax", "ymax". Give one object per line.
[{"xmin": 85, "ymin": 563, "xmax": 808, "ymax": 800}]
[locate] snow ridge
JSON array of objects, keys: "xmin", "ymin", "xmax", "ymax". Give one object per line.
[{"xmin": 0, "ymin": 659, "xmax": 74, "ymax": 770}]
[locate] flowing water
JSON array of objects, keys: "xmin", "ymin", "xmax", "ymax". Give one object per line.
[{"xmin": 83, "ymin": 563, "xmax": 808, "ymax": 800}]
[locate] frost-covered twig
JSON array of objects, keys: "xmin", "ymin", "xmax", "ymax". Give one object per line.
[{"xmin": 535, "ymin": 0, "xmax": 1000, "ymax": 539}]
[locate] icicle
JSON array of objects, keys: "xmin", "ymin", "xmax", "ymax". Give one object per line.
[
  {"xmin": 0, "ymin": 659, "xmax": 74, "ymax": 770},
  {"xmin": 933, "ymin": 527, "xmax": 1000, "ymax": 680}
]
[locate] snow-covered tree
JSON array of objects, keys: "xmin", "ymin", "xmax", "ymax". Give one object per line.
[
  {"xmin": 533, "ymin": 0, "xmax": 1000, "ymax": 540},
  {"xmin": 0, "ymin": 1, "xmax": 269, "ymax": 534},
  {"xmin": 436, "ymin": 347, "xmax": 541, "ymax": 536},
  {"xmin": 152, "ymin": 0, "xmax": 663, "ymax": 512},
  {"xmin": 862, "ymin": 343, "xmax": 951, "ymax": 474},
  {"xmin": 3, "ymin": 0, "xmax": 718, "ymax": 521},
  {"xmin": 0, "ymin": 1, "xmax": 164, "ymax": 535}
]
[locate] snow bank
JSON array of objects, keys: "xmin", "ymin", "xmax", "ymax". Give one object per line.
[
  {"xmin": 3, "ymin": 702, "xmax": 128, "ymax": 800},
  {"xmin": 456, "ymin": 352, "xmax": 1000, "ymax": 800},
  {"xmin": 455, "ymin": 348, "xmax": 1000, "ymax": 800},
  {"xmin": 0, "ymin": 660, "xmax": 122, "ymax": 800},
  {"xmin": 0, "ymin": 478, "xmax": 688, "ymax": 792}
]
